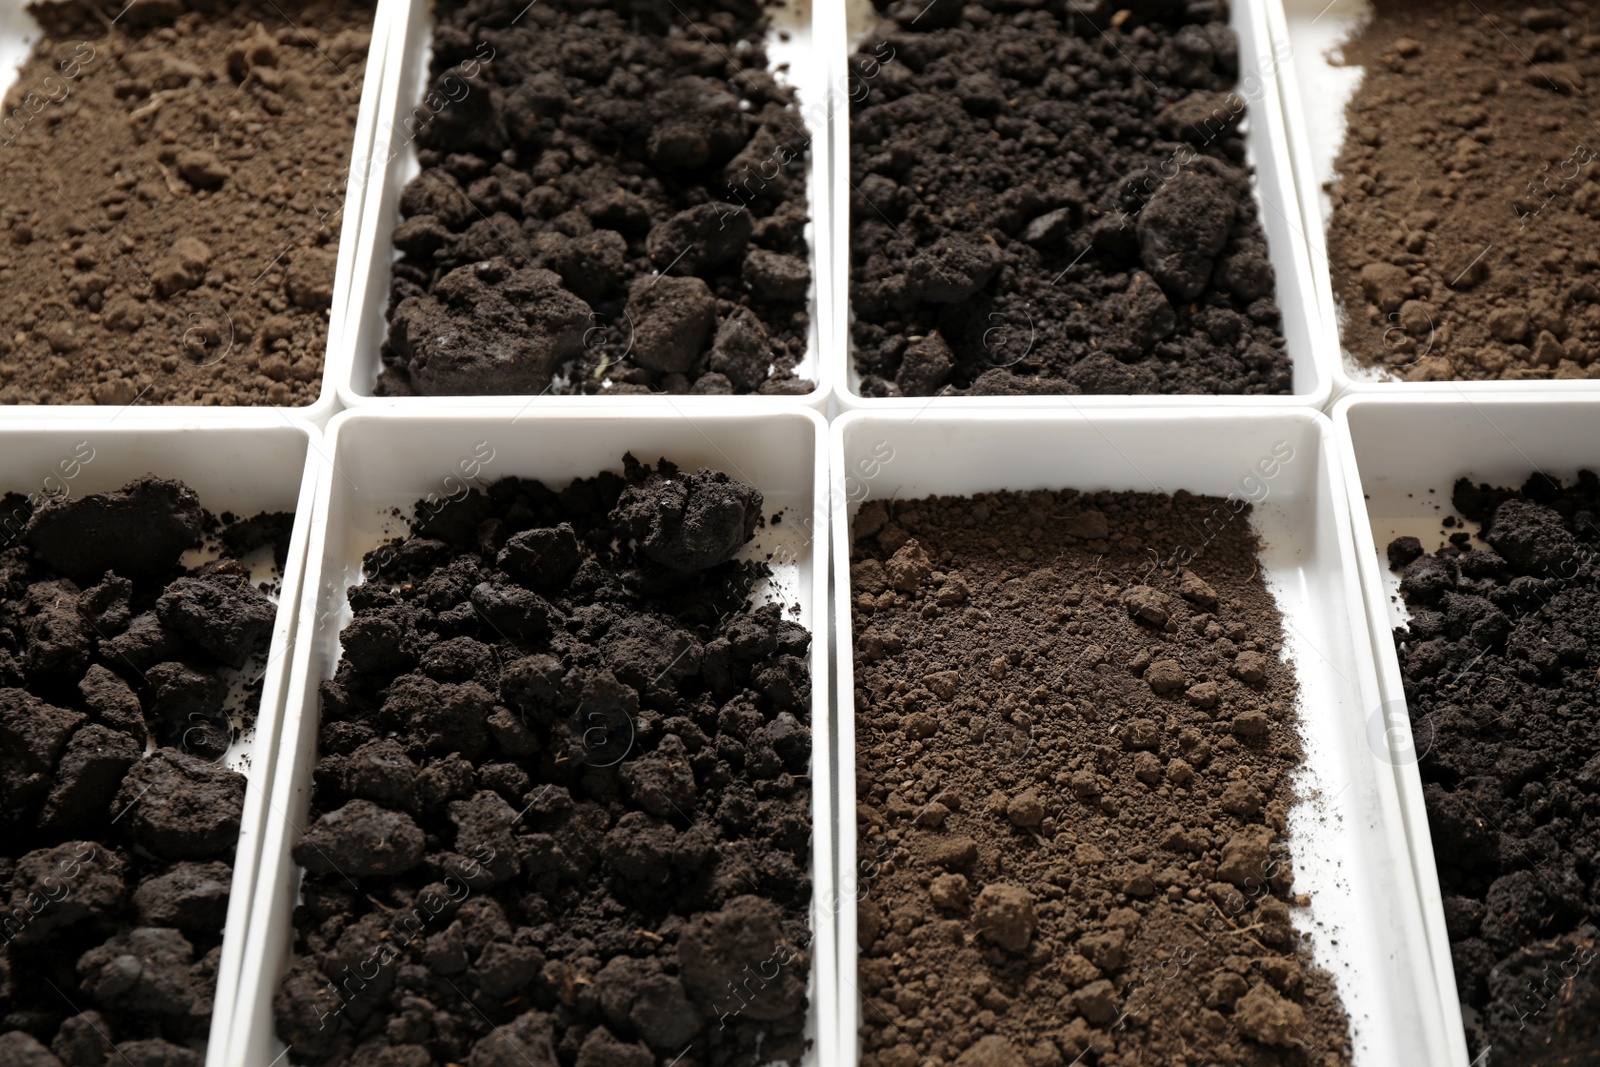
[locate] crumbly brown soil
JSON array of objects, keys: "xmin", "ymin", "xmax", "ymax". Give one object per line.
[
  {"xmin": 1327, "ymin": 0, "xmax": 1600, "ymax": 381},
  {"xmin": 0, "ymin": 0, "xmax": 373, "ymax": 406},
  {"xmin": 849, "ymin": 489, "xmax": 1351, "ymax": 1067}
]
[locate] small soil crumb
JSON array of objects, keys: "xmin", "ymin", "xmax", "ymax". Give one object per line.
[
  {"xmin": 374, "ymin": 0, "xmax": 814, "ymax": 397},
  {"xmin": 0, "ymin": 474, "xmax": 291, "ymax": 1055},
  {"xmin": 0, "ymin": 1, "xmax": 374, "ymax": 406},
  {"xmin": 1328, "ymin": 0, "xmax": 1600, "ymax": 381},
  {"xmin": 1388, "ymin": 471, "xmax": 1600, "ymax": 1061},
  {"xmin": 847, "ymin": 4, "xmax": 1293, "ymax": 396},
  {"xmin": 273, "ymin": 455, "xmax": 814, "ymax": 1066},
  {"xmin": 850, "ymin": 489, "xmax": 1351, "ymax": 1065}
]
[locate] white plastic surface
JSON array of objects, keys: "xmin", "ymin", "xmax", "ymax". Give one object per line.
[
  {"xmin": 1269, "ymin": 0, "xmax": 1600, "ymax": 396},
  {"xmin": 1333, "ymin": 392, "xmax": 1600, "ymax": 1064},
  {"xmin": 830, "ymin": 408, "xmax": 1448, "ymax": 1066},
  {"xmin": 231, "ymin": 406, "xmax": 836, "ymax": 1066},
  {"xmin": 826, "ymin": 0, "xmax": 1333, "ymax": 409},
  {"xmin": 0, "ymin": 1, "xmax": 392, "ymax": 423},
  {"xmin": 0, "ymin": 415, "xmax": 318, "ymax": 1065},
  {"xmin": 337, "ymin": 0, "xmax": 831, "ymax": 410}
]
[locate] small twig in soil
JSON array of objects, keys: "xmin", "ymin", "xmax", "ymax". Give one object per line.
[
  {"xmin": 129, "ymin": 90, "xmax": 179, "ymax": 124},
  {"xmin": 154, "ymin": 161, "xmax": 185, "ymax": 196},
  {"xmin": 1206, "ymin": 899, "xmax": 1272, "ymax": 951},
  {"xmin": 1138, "ymin": 548, "xmax": 1160, "ymax": 583}
]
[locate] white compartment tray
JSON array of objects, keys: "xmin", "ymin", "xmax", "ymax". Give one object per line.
[
  {"xmin": 826, "ymin": 0, "xmax": 1333, "ymax": 409},
  {"xmin": 0, "ymin": 414, "xmax": 319, "ymax": 1064},
  {"xmin": 1269, "ymin": 0, "xmax": 1600, "ymax": 395},
  {"xmin": 230, "ymin": 405, "xmax": 836, "ymax": 1066},
  {"xmin": 830, "ymin": 408, "xmax": 1451, "ymax": 1065},
  {"xmin": 0, "ymin": 1, "xmax": 394, "ymax": 423},
  {"xmin": 1334, "ymin": 392, "xmax": 1600, "ymax": 1065},
  {"xmin": 334, "ymin": 0, "xmax": 831, "ymax": 410}
]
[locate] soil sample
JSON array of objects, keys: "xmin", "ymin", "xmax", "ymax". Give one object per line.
[
  {"xmin": 273, "ymin": 457, "xmax": 815, "ymax": 1066},
  {"xmin": 849, "ymin": 489, "xmax": 1352, "ymax": 1065},
  {"xmin": 372, "ymin": 0, "xmax": 815, "ymax": 398},
  {"xmin": 0, "ymin": 475, "xmax": 292, "ymax": 1060},
  {"xmin": 845, "ymin": 2, "xmax": 1293, "ymax": 397},
  {"xmin": 1326, "ymin": 0, "xmax": 1600, "ymax": 382},
  {"xmin": 0, "ymin": 0, "xmax": 373, "ymax": 407},
  {"xmin": 1386, "ymin": 473, "xmax": 1600, "ymax": 1062}
]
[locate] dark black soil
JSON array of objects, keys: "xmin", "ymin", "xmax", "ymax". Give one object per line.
[
  {"xmin": 273, "ymin": 456, "xmax": 815, "ymax": 1067},
  {"xmin": 847, "ymin": 0, "xmax": 1294, "ymax": 397},
  {"xmin": 373, "ymin": 0, "xmax": 815, "ymax": 398},
  {"xmin": 1388, "ymin": 472, "xmax": 1600, "ymax": 1063},
  {"xmin": 0, "ymin": 475, "xmax": 291, "ymax": 1062}
]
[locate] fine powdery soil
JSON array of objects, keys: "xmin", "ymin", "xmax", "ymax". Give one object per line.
[
  {"xmin": 1386, "ymin": 473, "xmax": 1600, "ymax": 1062},
  {"xmin": 849, "ymin": 490, "xmax": 1351, "ymax": 1066},
  {"xmin": 373, "ymin": 0, "xmax": 815, "ymax": 398},
  {"xmin": 1327, "ymin": 0, "xmax": 1600, "ymax": 381},
  {"xmin": 0, "ymin": 0, "xmax": 373, "ymax": 406},
  {"xmin": 274, "ymin": 458, "xmax": 815, "ymax": 1067},
  {"xmin": 0, "ymin": 475, "xmax": 291, "ymax": 1061},
  {"xmin": 846, "ymin": 0, "xmax": 1294, "ymax": 397}
]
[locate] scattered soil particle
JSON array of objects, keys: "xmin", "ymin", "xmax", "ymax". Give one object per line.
[
  {"xmin": 1327, "ymin": 0, "xmax": 1600, "ymax": 381},
  {"xmin": 373, "ymin": 0, "xmax": 815, "ymax": 398},
  {"xmin": 273, "ymin": 456, "xmax": 814, "ymax": 1067},
  {"xmin": 0, "ymin": 0, "xmax": 374, "ymax": 406},
  {"xmin": 847, "ymin": 1, "xmax": 1294, "ymax": 397},
  {"xmin": 849, "ymin": 489, "xmax": 1351, "ymax": 1066},
  {"xmin": 0, "ymin": 474, "xmax": 291, "ymax": 1058},
  {"xmin": 1387, "ymin": 471, "xmax": 1600, "ymax": 1061}
]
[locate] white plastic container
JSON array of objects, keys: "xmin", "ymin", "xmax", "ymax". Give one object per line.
[
  {"xmin": 826, "ymin": 0, "xmax": 1334, "ymax": 409},
  {"xmin": 830, "ymin": 408, "xmax": 1450, "ymax": 1066},
  {"xmin": 229, "ymin": 405, "xmax": 836, "ymax": 1066},
  {"xmin": 0, "ymin": 414, "xmax": 319, "ymax": 1064},
  {"xmin": 1333, "ymin": 392, "xmax": 1600, "ymax": 1064},
  {"xmin": 0, "ymin": 1, "xmax": 394, "ymax": 424},
  {"xmin": 1268, "ymin": 0, "xmax": 1600, "ymax": 396},
  {"xmin": 334, "ymin": 0, "xmax": 832, "ymax": 410}
]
